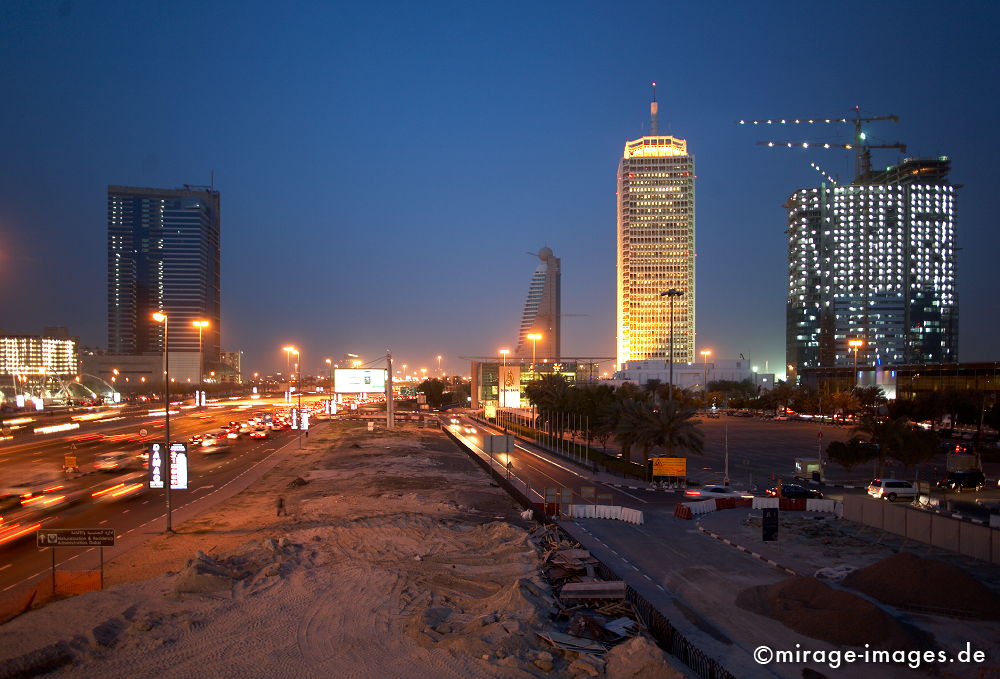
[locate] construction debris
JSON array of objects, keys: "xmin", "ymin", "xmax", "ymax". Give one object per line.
[{"xmin": 560, "ymin": 581, "xmax": 627, "ymax": 601}]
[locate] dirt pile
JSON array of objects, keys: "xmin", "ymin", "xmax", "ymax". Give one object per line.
[
  {"xmin": 842, "ymin": 551, "xmax": 1000, "ymax": 619},
  {"xmin": 736, "ymin": 576, "xmax": 931, "ymax": 649},
  {"xmin": 604, "ymin": 636, "xmax": 688, "ymax": 679}
]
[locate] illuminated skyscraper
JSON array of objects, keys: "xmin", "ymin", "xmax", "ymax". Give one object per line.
[
  {"xmin": 515, "ymin": 247, "xmax": 561, "ymax": 360},
  {"xmin": 786, "ymin": 157, "xmax": 957, "ymax": 371},
  {"xmin": 107, "ymin": 185, "xmax": 221, "ymax": 379},
  {"xmin": 616, "ymin": 89, "xmax": 695, "ymax": 368}
]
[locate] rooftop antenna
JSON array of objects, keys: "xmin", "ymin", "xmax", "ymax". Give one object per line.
[{"xmin": 650, "ymin": 82, "xmax": 659, "ymax": 136}]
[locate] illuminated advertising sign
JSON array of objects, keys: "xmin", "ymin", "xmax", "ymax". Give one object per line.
[
  {"xmin": 499, "ymin": 366, "xmax": 521, "ymax": 407},
  {"xmin": 148, "ymin": 442, "xmax": 189, "ymax": 490},
  {"xmin": 334, "ymin": 369, "xmax": 387, "ymax": 394}
]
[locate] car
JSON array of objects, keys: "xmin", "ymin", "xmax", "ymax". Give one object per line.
[
  {"xmin": 936, "ymin": 469, "xmax": 986, "ymax": 492},
  {"xmin": 684, "ymin": 485, "xmax": 754, "ymax": 499},
  {"xmin": 765, "ymin": 483, "xmax": 824, "ymax": 500},
  {"xmin": 188, "ymin": 434, "xmax": 205, "ymax": 446},
  {"xmin": 201, "ymin": 435, "xmax": 219, "ymax": 446},
  {"xmin": 867, "ymin": 478, "xmax": 917, "ymax": 502},
  {"xmin": 226, "ymin": 430, "xmax": 241, "ymax": 440},
  {"xmin": 249, "ymin": 428, "xmax": 269, "ymax": 439},
  {"xmin": 94, "ymin": 451, "xmax": 141, "ymax": 472},
  {"xmin": 463, "ymin": 425, "xmax": 477, "ymax": 435}
]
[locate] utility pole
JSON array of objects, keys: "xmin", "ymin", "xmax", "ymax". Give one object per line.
[{"xmin": 386, "ymin": 350, "xmax": 394, "ymax": 430}]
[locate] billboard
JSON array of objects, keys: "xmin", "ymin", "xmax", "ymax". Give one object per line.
[
  {"xmin": 499, "ymin": 366, "xmax": 521, "ymax": 407},
  {"xmin": 334, "ymin": 369, "xmax": 387, "ymax": 393},
  {"xmin": 148, "ymin": 442, "xmax": 189, "ymax": 490},
  {"xmin": 652, "ymin": 457, "xmax": 686, "ymax": 477}
]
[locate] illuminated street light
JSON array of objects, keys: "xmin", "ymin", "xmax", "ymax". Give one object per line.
[
  {"xmin": 526, "ymin": 333, "xmax": 542, "ymax": 375},
  {"xmin": 659, "ymin": 289, "xmax": 684, "ymax": 402},
  {"xmin": 848, "ymin": 339, "xmax": 864, "ymax": 383},
  {"xmin": 150, "ymin": 312, "xmax": 174, "ymax": 533},
  {"xmin": 498, "ymin": 348, "xmax": 510, "ymax": 410},
  {"xmin": 437, "ymin": 355, "xmax": 443, "ymax": 376},
  {"xmin": 192, "ymin": 320, "xmax": 210, "ymax": 407},
  {"xmin": 283, "ymin": 346, "xmax": 297, "ymax": 391},
  {"xmin": 700, "ymin": 349, "xmax": 712, "ymax": 393},
  {"xmin": 325, "ymin": 358, "xmax": 334, "ymax": 409}
]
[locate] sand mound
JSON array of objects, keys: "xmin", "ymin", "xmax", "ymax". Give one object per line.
[
  {"xmin": 605, "ymin": 635, "xmax": 687, "ymax": 679},
  {"xmin": 736, "ymin": 576, "xmax": 931, "ymax": 649},
  {"xmin": 842, "ymin": 552, "xmax": 1000, "ymax": 620}
]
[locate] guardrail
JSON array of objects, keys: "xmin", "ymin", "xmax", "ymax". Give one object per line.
[{"xmin": 443, "ymin": 427, "xmax": 734, "ymax": 679}]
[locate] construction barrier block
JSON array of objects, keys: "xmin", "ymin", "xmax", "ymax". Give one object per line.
[
  {"xmin": 715, "ymin": 498, "xmax": 736, "ymax": 510},
  {"xmin": 753, "ymin": 497, "xmax": 780, "ymax": 509},
  {"xmin": 779, "ymin": 498, "xmax": 807, "ymax": 511},
  {"xmin": 735, "ymin": 498, "xmax": 754, "ymax": 508},
  {"xmin": 674, "ymin": 504, "xmax": 693, "ymax": 520}
]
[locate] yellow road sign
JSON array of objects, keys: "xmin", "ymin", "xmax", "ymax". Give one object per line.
[{"xmin": 652, "ymin": 457, "xmax": 686, "ymax": 477}]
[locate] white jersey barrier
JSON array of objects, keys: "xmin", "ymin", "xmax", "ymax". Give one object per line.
[
  {"xmin": 688, "ymin": 499, "xmax": 718, "ymax": 516},
  {"xmin": 566, "ymin": 504, "xmax": 644, "ymax": 525}
]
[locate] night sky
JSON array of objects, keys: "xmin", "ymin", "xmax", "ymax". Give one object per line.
[{"xmin": 1, "ymin": 0, "xmax": 997, "ymax": 378}]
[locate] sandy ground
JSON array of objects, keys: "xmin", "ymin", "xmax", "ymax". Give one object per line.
[{"xmin": 0, "ymin": 422, "xmax": 687, "ymax": 679}]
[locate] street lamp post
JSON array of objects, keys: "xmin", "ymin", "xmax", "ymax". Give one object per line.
[
  {"xmin": 526, "ymin": 333, "xmax": 542, "ymax": 376},
  {"xmin": 437, "ymin": 355, "xmax": 443, "ymax": 377},
  {"xmin": 151, "ymin": 312, "xmax": 173, "ymax": 533},
  {"xmin": 325, "ymin": 358, "xmax": 333, "ymax": 413},
  {"xmin": 660, "ymin": 289, "xmax": 684, "ymax": 402},
  {"xmin": 283, "ymin": 346, "xmax": 296, "ymax": 402},
  {"xmin": 848, "ymin": 339, "xmax": 864, "ymax": 386},
  {"xmin": 700, "ymin": 349, "xmax": 712, "ymax": 395},
  {"xmin": 192, "ymin": 320, "xmax": 209, "ymax": 407},
  {"xmin": 498, "ymin": 349, "xmax": 510, "ymax": 411}
]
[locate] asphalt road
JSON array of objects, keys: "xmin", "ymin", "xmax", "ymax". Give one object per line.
[{"xmin": 0, "ymin": 396, "xmax": 322, "ymax": 594}]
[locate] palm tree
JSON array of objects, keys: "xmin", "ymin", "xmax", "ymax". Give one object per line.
[
  {"xmin": 851, "ymin": 414, "xmax": 935, "ymax": 476},
  {"xmin": 641, "ymin": 401, "xmax": 704, "ymax": 464},
  {"xmin": 853, "ymin": 386, "xmax": 887, "ymax": 416},
  {"xmin": 524, "ymin": 373, "xmax": 569, "ymax": 433}
]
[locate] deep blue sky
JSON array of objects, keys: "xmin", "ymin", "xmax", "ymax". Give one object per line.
[{"xmin": 1, "ymin": 0, "xmax": 997, "ymax": 378}]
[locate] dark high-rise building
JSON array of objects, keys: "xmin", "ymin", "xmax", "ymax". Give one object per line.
[
  {"xmin": 107, "ymin": 185, "xmax": 221, "ymax": 380},
  {"xmin": 786, "ymin": 157, "xmax": 957, "ymax": 374}
]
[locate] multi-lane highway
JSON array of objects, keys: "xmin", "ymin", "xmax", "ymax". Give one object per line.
[{"xmin": 0, "ymin": 395, "xmax": 322, "ymax": 595}]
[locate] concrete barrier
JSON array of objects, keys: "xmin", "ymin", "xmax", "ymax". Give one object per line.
[
  {"xmin": 752, "ymin": 497, "xmax": 779, "ymax": 510},
  {"xmin": 931, "ymin": 514, "xmax": 960, "ymax": 553},
  {"xmin": 688, "ymin": 500, "xmax": 717, "ymax": 516},
  {"xmin": 805, "ymin": 499, "xmax": 837, "ymax": 513},
  {"xmin": 674, "ymin": 504, "xmax": 693, "ymax": 520},
  {"xmin": 882, "ymin": 504, "xmax": 908, "ymax": 537},
  {"xmin": 842, "ymin": 495, "xmax": 864, "ymax": 523},
  {"xmin": 905, "ymin": 509, "xmax": 932, "ymax": 543},
  {"xmin": 861, "ymin": 498, "xmax": 885, "ymax": 529},
  {"xmin": 957, "ymin": 521, "xmax": 991, "ymax": 562},
  {"xmin": 567, "ymin": 504, "xmax": 643, "ymax": 525}
]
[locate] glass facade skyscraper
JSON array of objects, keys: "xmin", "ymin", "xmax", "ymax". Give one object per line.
[
  {"xmin": 616, "ymin": 97, "xmax": 696, "ymax": 368},
  {"xmin": 515, "ymin": 247, "xmax": 561, "ymax": 360},
  {"xmin": 786, "ymin": 158, "xmax": 957, "ymax": 372},
  {"xmin": 107, "ymin": 185, "xmax": 221, "ymax": 366}
]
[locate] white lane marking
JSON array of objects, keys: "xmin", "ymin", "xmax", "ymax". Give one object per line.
[
  {"xmin": 122, "ymin": 509, "xmax": 130, "ymax": 514},
  {"xmin": 0, "ymin": 564, "xmax": 11, "ymax": 572},
  {"xmin": 99, "ymin": 520, "xmax": 108, "ymax": 525}
]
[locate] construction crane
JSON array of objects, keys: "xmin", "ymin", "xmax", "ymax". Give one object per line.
[{"xmin": 737, "ymin": 107, "xmax": 907, "ymax": 182}]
